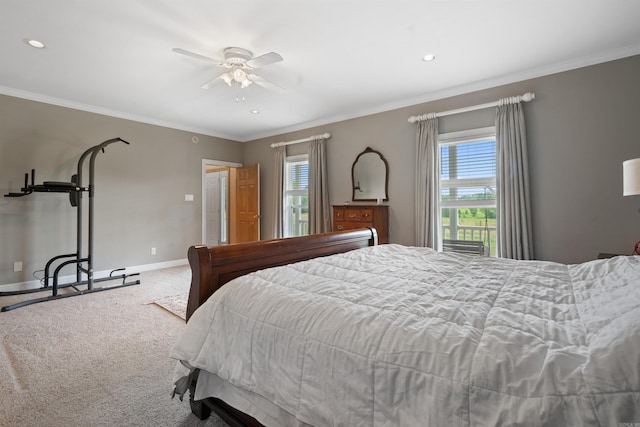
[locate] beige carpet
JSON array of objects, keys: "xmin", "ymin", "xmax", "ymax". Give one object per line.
[{"xmin": 0, "ymin": 266, "xmax": 228, "ymax": 427}]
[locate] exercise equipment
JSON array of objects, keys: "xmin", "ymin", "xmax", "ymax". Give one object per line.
[{"xmin": 1, "ymin": 137, "xmax": 140, "ymax": 311}]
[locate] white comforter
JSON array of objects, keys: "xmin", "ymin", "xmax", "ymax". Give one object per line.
[{"xmin": 171, "ymin": 244, "xmax": 640, "ymax": 426}]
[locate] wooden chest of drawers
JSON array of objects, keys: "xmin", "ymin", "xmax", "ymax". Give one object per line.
[{"xmin": 332, "ymin": 205, "xmax": 389, "ymax": 244}]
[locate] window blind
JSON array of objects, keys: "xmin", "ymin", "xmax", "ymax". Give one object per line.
[
  {"xmin": 286, "ymin": 160, "xmax": 309, "ymax": 192},
  {"xmin": 440, "ymin": 137, "xmax": 496, "ymax": 207}
]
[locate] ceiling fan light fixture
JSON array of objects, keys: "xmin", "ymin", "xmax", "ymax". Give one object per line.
[
  {"xmin": 221, "ymin": 72, "xmax": 233, "ymax": 86},
  {"xmin": 233, "ymin": 68, "xmax": 246, "ymax": 82},
  {"xmin": 219, "ymin": 68, "xmax": 253, "ymax": 88}
]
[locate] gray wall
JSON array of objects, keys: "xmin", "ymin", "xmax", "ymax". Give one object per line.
[
  {"xmin": 0, "ymin": 95, "xmax": 242, "ymax": 285},
  {"xmin": 245, "ymin": 55, "xmax": 640, "ymax": 264},
  {"xmin": 2, "ymin": 55, "xmax": 639, "ymax": 287}
]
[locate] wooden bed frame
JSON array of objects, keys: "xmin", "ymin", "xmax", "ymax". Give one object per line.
[{"xmin": 184, "ymin": 227, "xmax": 379, "ymax": 426}]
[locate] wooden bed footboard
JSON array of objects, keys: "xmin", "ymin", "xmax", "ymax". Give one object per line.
[
  {"xmin": 186, "ymin": 227, "xmax": 378, "ymax": 321},
  {"xmin": 183, "ymin": 227, "xmax": 377, "ymax": 426}
]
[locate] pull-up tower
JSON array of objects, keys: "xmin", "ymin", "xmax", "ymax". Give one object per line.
[{"xmin": 1, "ymin": 137, "xmax": 140, "ymax": 311}]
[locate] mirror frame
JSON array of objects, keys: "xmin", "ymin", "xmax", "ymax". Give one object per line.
[{"xmin": 351, "ymin": 146, "xmax": 389, "ymax": 202}]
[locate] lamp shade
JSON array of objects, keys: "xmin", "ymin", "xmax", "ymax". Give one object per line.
[{"xmin": 623, "ymin": 158, "xmax": 640, "ymax": 196}]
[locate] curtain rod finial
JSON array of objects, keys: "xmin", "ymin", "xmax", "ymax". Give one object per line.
[{"xmin": 522, "ymin": 92, "xmax": 535, "ymax": 102}]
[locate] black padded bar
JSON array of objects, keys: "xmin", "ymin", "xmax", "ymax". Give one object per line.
[
  {"xmin": 42, "ymin": 181, "xmax": 76, "ymax": 188},
  {"xmin": 29, "ymin": 184, "xmax": 82, "ymax": 193},
  {"xmin": 4, "ymin": 172, "xmax": 85, "ymax": 197}
]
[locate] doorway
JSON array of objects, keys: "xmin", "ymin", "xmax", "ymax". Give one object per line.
[
  {"xmin": 201, "ymin": 159, "xmax": 261, "ymax": 246},
  {"xmin": 202, "ymin": 159, "xmax": 241, "ymax": 246}
]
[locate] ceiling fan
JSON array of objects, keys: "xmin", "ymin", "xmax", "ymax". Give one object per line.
[{"xmin": 173, "ymin": 46, "xmax": 285, "ymax": 92}]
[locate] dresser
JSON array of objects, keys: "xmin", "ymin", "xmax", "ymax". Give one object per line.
[{"xmin": 332, "ymin": 205, "xmax": 389, "ymax": 244}]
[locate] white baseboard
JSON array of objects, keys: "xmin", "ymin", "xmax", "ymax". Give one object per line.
[
  {"xmin": 123, "ymin": 258, "xmax": 189, "ymax": 274},
  {"xmin": 0, "ymin": 259, "xmax": 188, "ymax": 292}
]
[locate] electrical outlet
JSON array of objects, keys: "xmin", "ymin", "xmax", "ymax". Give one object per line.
[
  {"xmin": 14, "ymin": 261, "xmax": 23, "ymax": 272},
  {"xmin": 185, "ymin": 194, "xmax": 194, "ymax": 202},
  {"xmin": 151, "ymin": 247, "xmax": 157, "ymax": 255}
]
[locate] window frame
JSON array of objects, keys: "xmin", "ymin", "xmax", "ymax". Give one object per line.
[
  {"xmin": 438, "ymin": 126, "xmax": 497, "ymax": 255},
  {"xmin": 283, "ymin": 154, "xmax": 309, "ymax": 238}
]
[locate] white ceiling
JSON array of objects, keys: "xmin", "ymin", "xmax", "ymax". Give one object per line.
[{"xmin": 2, "ymin": 1, "xmax": 640, "ymax": 142}]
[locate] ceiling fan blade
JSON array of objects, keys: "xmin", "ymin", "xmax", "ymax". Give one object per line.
[
  {"xmin": 246, "ymin": 52, "xmax": 283, "ymax": 68},
  {"xmin": 172, "ymin": 47, "xmax": 219, "ymax": 62},
  {"xmin": 249, "ymin": 74, "xmax": 286, "ymax": 93}
]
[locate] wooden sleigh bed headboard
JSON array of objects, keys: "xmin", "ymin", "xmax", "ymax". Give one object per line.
[{"xmin": 186, "ymin": 227, "xmax": 378, "ymax": 321}]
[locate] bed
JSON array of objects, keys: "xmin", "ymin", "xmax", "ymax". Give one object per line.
[{"xmin": 171, "ymin": 227, "xmax": 640, "ymax": 426}]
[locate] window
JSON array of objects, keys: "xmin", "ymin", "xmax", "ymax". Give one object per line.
[
  {"xmin": 439, "ymin": 126, "xmax": 497, "ymax": 256},
  {"xmin": 284, "ymin": 155, "xmax": 309, "ymax": 237}
]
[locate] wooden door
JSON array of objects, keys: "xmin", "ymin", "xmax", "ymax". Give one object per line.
[{"xmin": 232, "ymin": 164, "xmax": 260, "ymax": 243}]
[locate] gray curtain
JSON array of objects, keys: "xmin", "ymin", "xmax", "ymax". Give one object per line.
[
  {"xmin": 272, "ymin": 146, "xmax": 286, "ymax": 238},
  {"xmin": 308, "ymin": 138, "xmax": 331, "ymax": 234},
  {"xmin": 414, "ymin": 115, "xmax": 440, "ymax": 248},
  {"xmin": 496, "ymin": 100, "xmax": 534, "ymax": 260}
]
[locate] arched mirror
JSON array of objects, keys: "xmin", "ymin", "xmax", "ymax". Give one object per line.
[{"xmin": 352, "ymin": 147, "xmax": 389, "ymax": 201}]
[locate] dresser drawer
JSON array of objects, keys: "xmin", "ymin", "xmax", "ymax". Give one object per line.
[
  {"xmin": 344, "ymin": 208, "xmax": 372, "ymax": 222},
  {"xmin": 334, "ymin": 221, "xmax": 371, "ymax": 232}
]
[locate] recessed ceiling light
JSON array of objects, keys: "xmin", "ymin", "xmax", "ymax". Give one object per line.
[
  {"xmin": 24, "ymin": 39, "xmax": 46, "ymax": 49},
  {"xmin": 250, "ymin": 109, "xmax": 260, "ymax": 115},
  {"xmin": 423, "ymin": 54, "xmax": 436, "ymax": 62}
]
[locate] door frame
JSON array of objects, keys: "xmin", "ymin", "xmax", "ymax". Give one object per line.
[{"xmin": 202, "ymin": 159, "xmax": 242, "ymax": 246}]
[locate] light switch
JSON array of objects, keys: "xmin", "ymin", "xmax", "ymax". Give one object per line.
[{"xmin": 185, "ymin": 194, "xmax": 194, "ymax": 202}]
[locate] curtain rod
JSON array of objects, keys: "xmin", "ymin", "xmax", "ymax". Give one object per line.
[
  {"xmin": 270, "ymin": 132, "xmax": 331, "ymax": 148},
  {"xmin": 407, "ymin": 92, "xmax": 535, "ymax": 123}
]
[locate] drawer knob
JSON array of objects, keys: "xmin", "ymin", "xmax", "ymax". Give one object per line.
[
  {"xmin": 336, "ymin": 225, "xmax": 344, "ymax": 230},
  {"xmin": 349, "ymin": 213, "xmax": 356, "ymax": 218}
]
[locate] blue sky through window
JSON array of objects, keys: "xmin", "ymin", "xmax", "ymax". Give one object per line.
[{"xmin": 441, "ymin": 139, "xmax": 496, "ymax": 200}]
